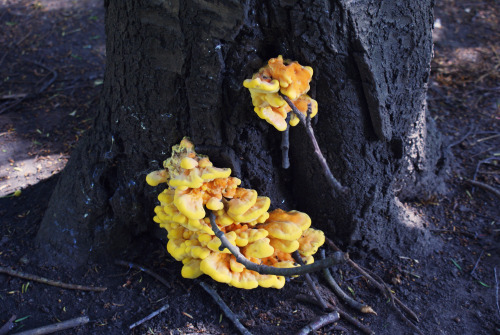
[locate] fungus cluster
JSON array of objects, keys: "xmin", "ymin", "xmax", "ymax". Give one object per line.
[
  {"xmin": 243, "ymin": 55, "xmax": 318, "ymax": 131},
  {"xmin": 146, "ymin": 138, "xmax": 325, "ymax": 289}
]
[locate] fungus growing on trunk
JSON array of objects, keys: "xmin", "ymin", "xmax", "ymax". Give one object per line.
[
  {"xmin": 243, "ymin": 55, "xmax": 318, "ymax": 131},
  {"xmin": 146, "ymin": 138, "xmax": 326, "ymax": 289}
]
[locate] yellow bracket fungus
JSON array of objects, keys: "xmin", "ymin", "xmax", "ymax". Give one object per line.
[
  {"xmin": 146, "ymin": 138, "xmax": 326, "ymax": 289},
  {"xmin": 243, "ymin": 55, "xmax": 318, "ymax": 131}
]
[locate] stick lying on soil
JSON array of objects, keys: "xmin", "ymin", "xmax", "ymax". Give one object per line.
[
  {"xmin": 12, "ymin": 316, "xmax": 89, "ymax": 335},
  {"xmin": 197, "ymin": 281, "xmax": 253, "ymax": 335},
  {"xmin": 0, "ymin": 266, "xmax": 107, "ymax": 292},
  {"xmin": 295, "ymin": 311, "xmax": 340, "ymax": 335},
  {"xmin": 129, "ymin": 304, "xmax": 170, "ymax": 330}
]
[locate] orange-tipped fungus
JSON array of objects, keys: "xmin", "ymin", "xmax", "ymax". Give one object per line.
[
  {"xmin": 147, "ymin": 138, "xmax": 326, "ymax": 289},
  {"xmin": 243, "ymin": 55, "xmax": 318, "ymax": 131}
]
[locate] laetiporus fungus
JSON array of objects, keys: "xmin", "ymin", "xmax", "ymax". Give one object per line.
[
  {"xmin": 147, "ymin": 138, "xmax": 325, "ymax": 289},
  {"xmin": 243, "ymin": 55, "xmax": 318, "ymax": 131}
]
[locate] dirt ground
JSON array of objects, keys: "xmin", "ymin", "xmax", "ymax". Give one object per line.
[{"xmin": 1, "ymin": 1, "xmax": 499, "ymax": 334}]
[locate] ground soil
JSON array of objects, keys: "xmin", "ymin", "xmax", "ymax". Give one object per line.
[{"xmin": 1, "ymin": 1, "xmax": 499, "ymax": 334}]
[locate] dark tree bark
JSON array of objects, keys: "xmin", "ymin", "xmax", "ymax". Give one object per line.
[{"xmin": 36, "ymin": 0, "xmax": 447, "ymax": 267}]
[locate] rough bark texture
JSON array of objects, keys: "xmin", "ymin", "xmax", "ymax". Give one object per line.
[{"xmin": 36, "ymin": 0, "xmax": 447, "ymax": 267}]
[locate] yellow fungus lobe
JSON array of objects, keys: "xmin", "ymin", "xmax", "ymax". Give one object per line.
[{"xmin": 146, "ymin": 138, "xmax": 326, "ymax": 289}]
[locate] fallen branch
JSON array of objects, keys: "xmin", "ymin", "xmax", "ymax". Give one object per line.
[
  {"xmin": 281, "ymin": 94, "xmax": 348, "ymax": 195},
  {"xmin": 114, "ymin": 260, "xmax": 171, "ymax": 288},
  {"xmin": 129, "ymin": 304, "xmax": 170, "ymax": 330},
  {"xmin": 319, "ymin": 250, "xmax": 376, "ymax": 315},
  {"xmin": 13, "ymin": 316, "xmax": 89, "ymax": 335},
  {"xmin": 0, "ymin": 266, "xmax": 106, "ymax": 292},
  {"xmin": 324, "ymin": 238, "xmax": 419, "ymax": 322},
  {"xmin": 209, "ymin": 212, "xmax": 346, "ymax": 276},
  {"xmin": 198, "ymin": 281, "xmax": 253, "ymax": 335},
  {"xmin": 295, "ymin": 311, "xmax": 340, "ymax": 335},
  {"xmin": 465, "ymin": 179, "xmax": 500, "ymax": 199}
]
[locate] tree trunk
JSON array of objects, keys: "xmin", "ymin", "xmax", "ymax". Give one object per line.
[{"xmin": 36, "ymin": 0, "xmax": 447, "ymax": 267}]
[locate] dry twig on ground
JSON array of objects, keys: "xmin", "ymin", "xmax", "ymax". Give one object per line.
[
  {"xmin": 0, "ymin": 266, "xmax": 106, "ymax": 292},
  {"xmin": 13, "ymin": 316, "xmax": 89, "ymax": 335},
  {"xmin": 129, "ymin": 304, "xmax": 170, "ymax": 330},
  {"xmin": 197, "ymin": 281, "xmax": 253, "ymax": 335}
]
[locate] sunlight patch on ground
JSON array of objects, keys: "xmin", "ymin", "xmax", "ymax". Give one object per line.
[
  {"xmin": 0, "ymin": 134, "xmax": 68, "ymax": 196},
  {"xmin": 395, "ymin": 198, "xmax": 428, "ymax": 232}
]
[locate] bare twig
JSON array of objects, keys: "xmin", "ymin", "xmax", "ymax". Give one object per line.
[
  {"xmin": 129, "ymin": 304, "xmax": 170, "ymax": 330},
  {"xmin": 198, "ymin": 281, "xmax": 253, "ymax": 335},
  {"xmin": 0, "ymin": 315, "xmax": 16, "ymax": 335},
  {"xmin": 280, "ymin": 94, "xmax": 348, "ymax": 195},
  {"xmin": 0, "ymin": 266, "xmax": 106, "ymax": 292},
  {"xmin": 209, "ymin": 212, "xmax": 346, "ymax": 276},
  {"xmin": 295, "ymin": 311, "xmax": 340, "ymax": 335},
  {"xmin": 282, "ymin": 113, "xmax": 291, "ymax": 169},
  {"xmin": 320, "ymin": 250, "xmax": 376, "ymax": 315},
  {"xmin": 465, "ymin": 179, "xmax": 500, "ymax": 199},
  {"xmin": 292, "ymin": 251, "xmax": 330, "ymax": 310},
  {"xmin": 13, "ymin": 316, "xmax": 89, "ymax": 335},
  {"xmin": 324, "ymin": 238, "xmax": 419, "ymax": 323},
  {"xmin": 470, "ymin": 250, "xmax": 484, "ymax": 276},
  {"xmin": 1, "ymin": 93, "xmax": 28, "ymax": 100},
  {"xmin": 114, "ymin": 260, "xmax": 171, "ymax": 288}
]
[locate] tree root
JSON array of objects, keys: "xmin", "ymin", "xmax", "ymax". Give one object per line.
[
  {"xmin": 209, "ymin": 212, "xmax": 346, "ymax": 276},
  {"xmin": 0, "ymin": 266, "xmax": 106, "ymax": 292}
]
